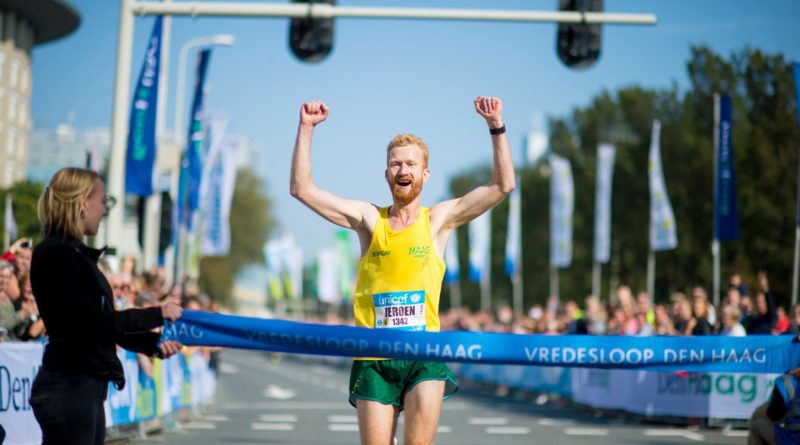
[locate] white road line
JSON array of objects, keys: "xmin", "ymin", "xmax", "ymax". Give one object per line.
[
  {"xmin": 437, "ymin": 425, "xmax": 452, "ymax": 433},
  {"xmin": 328, "ymin": 415, "xmax": 358, "ymax": 423},
  {"xmin": 486, "ymin": 426, "xmax": 530, "ymax": 435},
  {"xmin": 259, "ymin": 414, "xmax": 299, "ymax": 422},
  {"xmin": 644, "ymin": 429, "xmax": 704, "ymax": 441},
  {"xmin": 468, "ymin": 417, "xmax": 508, "ymax": 426},
  {"xmin": 329, "ymin": 424, "xmax": 360, "ymax": 432},
  {"xmin": 182, "ymin": 422, "xmax": 217, "ymax": 430},
  {"xmin": 537, "ymin": 418, "xmax": 575, "ymax": 426},
  {"xmin": 199, "ymin": 414, "xmax": 228, "ymax": 422},
  {"xmin": 564, "ymin": 427, "xmax": 609, "ymax": 436},
  {"xmin": 223, "ymin": 401, "xmax": 475, "ymax": 410},
  {"xmin": 251, "ymin": 422, "xmax": 295, "ymax": 431},
  {"xmin": 722, "ymin": 430, "xmax": 749, "ymax": 437}
]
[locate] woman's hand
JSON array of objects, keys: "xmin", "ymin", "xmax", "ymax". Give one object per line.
[
  {"xmin": 158, "ymin": 340, "xmax": 183, "ymax": 358},
  {"xmin": 160, "ymin": 301, "xmax": 183, "ymax": 322}
]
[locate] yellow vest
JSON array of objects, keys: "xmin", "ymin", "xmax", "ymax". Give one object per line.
[{"xmin": 353, "ymin": 207, "xmax": 445, "ymax": 359}]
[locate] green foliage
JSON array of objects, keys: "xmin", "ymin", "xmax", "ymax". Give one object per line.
[
  {"xmin": 198, "ymin": 168, "xmax": 276, "ymax": 307},
  {"xmin": 1, "ymin": 181, "xmax": 45, "ymax": 244},
  {"xmin": 447, "ymin": 46, "xmax": 800, "ymax": 310}
]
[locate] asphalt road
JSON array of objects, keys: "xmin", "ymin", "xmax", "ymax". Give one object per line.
[{"xmin": 131, "ymin": 349, "xmax": 748, "ymax": 445}]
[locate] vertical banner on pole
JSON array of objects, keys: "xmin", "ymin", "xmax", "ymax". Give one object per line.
[
  {"xmin": 505, "ymin": 179, "xmax": 521, "ymax": 276},
  {"xmin": 201, "ymin": 139, "xmax": 238, "ymax": 257},
  {"xmin": 125, "ymin": 17, "xmax": 163, "ymax": 196},
  {"xmin": 649, "ymin": 120, "xmax": 678, "ymax": 252},
  {"xmin": 177, "ymin": 49, "xmax": 212, "ymax": 230},
  {"xmin": 468, "ymin": 211, "xmax": 491, "ymax": 282},
  {"xmin": 714, "ymin": 95, "xmax": 740, "ymax": 241},
  {"xmin": 444, "ymin": 233, "xmax": 460, "ymax": 283},
  {"xmin": 550, "ymin": 154, "xmax": 574, "ymax": 268},
  {"xmin": 4, "ymin": 194, "xmax": 17, "ymax": 247},
  {"xmin": 593, "ymin": 144, "xmax": 616, "ymax": 264}
]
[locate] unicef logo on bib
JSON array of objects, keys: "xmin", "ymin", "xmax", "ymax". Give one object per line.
[{"xmin": 373, "ymin": 290, "xmax": 426, "ymax": 331}]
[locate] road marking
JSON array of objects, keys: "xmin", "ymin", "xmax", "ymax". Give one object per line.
[
  {"xmin": 644, "ymin": 429, "xmax": 703, "ymax": 441},
  {"xmin": 722, "ymin": 430, "xmax": 749, "ymax": 437},
  {"xmin": 468, "ymin": 417, "xmax": 508, "ymax": 425},
  {"xmin": 259, "ymin": 414, "xmax": 299, "ymax": 422},
  {"xmin": 200, "ymin": 414, "xmax": 228, "ymax": 422},
  {"xmin": 328, "ymin": 415, "xmax": 358, "ymax": 423},
  {"xmin": 263, "ymin": 385, "xmax": 296, "ymax": 400},
  {"xmin": 182, "ymin": 422, "xmax": 216, "ymax": 429},
  {"xmin": 437, "ymin": 425, "xmax": 452, "ymax": 433},
  {"xmin": 219, "ymin": 363, "xmax": 238, "ymax": 374},
  {"xmin": 486, "ymin": 426, "xmax": 530, "ymax": 434},
  {"xmin": 251, "ymin": 422, "xmax": 295, "ymax": 431},
  {"xmin": 329, "ymin": 424, "xmax": 360, "ymax": 432},
  {"xmin": 564, "ymin": 427, "xmax": 609, "ymax": 436},
  {"xmin": 537, "ymin": 418, "xmax": 575, "ymax": 426},
  {"xmin": 223, "ymin": 401, "xmax": 475, "ymax": 410}
]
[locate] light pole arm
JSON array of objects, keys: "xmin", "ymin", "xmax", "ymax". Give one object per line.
[{"xmin": 132, "ymin": 2, "xmax": 657, "ymax": 25}]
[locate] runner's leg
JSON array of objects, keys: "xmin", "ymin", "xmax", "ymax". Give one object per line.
[
  {"xmin": 357, "ymin": 399, "xmax": 399, "ymax": 445},
  {"xmin": 403, "ymin": 380, "xmax": 445, "ymax": 445}
]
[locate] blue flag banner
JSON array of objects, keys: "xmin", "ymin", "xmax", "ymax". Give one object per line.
[
  {"xmin": 125, "ymin": 16, "xmax": 163, "ymax": 196},
  {"xmin": 649, "ymin": 120, "xmax": 679, "ymax": 251},
  {"xmin": 177, "ymin": 49, "xmax": 212, "ymax": 229},
  {"xmin": 163, "ymin": 311, "xmax": 800, "ymax": 374},
  {"xmin": 468, "ymin": 211, "xmax": 490, "ymax": 282},
  {"xmin": 504, "ymin": 178, "xmax": 521, "ymax": 276},
  {"xmin": 550, "ymin": 154, "xmax": 574, "ymax": 268},
  {"xmin": 593, "ymin": 144, "xmax": 615, "ymax": 264},
  {"xmin": 715, "ymin": 95, "xmax": 740, "ymax": 241}
]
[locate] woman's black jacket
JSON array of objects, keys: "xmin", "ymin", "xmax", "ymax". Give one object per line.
[{"xmin": 30, "ymin": 234, "xmax": 164, "ymax": 389}]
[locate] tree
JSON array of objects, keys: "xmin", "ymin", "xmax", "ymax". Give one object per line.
[
  {"xmin": 198, "ymin": 167, "xmax": 276, "ymax": 307},
  {"xmin": 1, "ymin": 180, "xmax": 45, "ymax": 244},
  {"xmin": 447, "ymin": 46, "xmax": 800, "ymax": 310}
]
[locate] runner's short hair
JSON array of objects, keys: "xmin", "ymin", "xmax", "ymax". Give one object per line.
[{"xmin": 386, "ymin": 134, "xmax": 429, "ymax": 168}]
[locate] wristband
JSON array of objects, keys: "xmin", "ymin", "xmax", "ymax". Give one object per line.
[{"xmin": 489, "ymin": 125, "xmax": 506, "ymax": 135}]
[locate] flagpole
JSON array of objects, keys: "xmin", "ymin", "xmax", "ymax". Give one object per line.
[
  {"xmin": 647, "ymin": 250, "xmax": 655, "ymax": 307},
  {"xmin": 512, "ymin": 267, "xmax": 523, "ymax": 315},
  {"xmin": 2, "ymin": 194, "xmax": 10, "ymax": 251},
  {"xmin": 712, "ymin": 93, "xmax": 721, "ymax": 308},
  {"xmin": 592, "ymin": 262, "xmax": 601, "ymax": 298},
  {"xmin": 481, "ymin": 265, "xmax": 491, "ymax": 311},
  {"xmin": 792, "ymin": 63, "xmax": 800, "ymax": 307},
  {"xmin": 550, "ymin": 266, "xmax": 559, "ymax": 303},
  {"xmin": 449, "ymin": 281, "xmax": 462, "ymax": 311}
]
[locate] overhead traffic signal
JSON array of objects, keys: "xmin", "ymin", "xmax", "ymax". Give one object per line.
[
  {"xmin": 556, "ymin": 0, "xmax": 603, "ymax": 70},
  {"xmin": 289, "ymin": 0, "xmax": 336, "ymax": 63}
]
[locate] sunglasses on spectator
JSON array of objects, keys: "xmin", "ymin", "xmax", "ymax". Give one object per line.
[{"xmin": 103, "ymin": 195, "xmax": 117, "ymax": 210}]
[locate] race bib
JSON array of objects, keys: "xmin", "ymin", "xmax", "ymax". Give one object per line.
[{"xmin": 373, "ymin": 290, "xmax": 426, "ymax": 331}]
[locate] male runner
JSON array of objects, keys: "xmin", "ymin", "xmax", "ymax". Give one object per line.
[{"xmin": 290, "ymin": 96, "xmax": 514, "ymax": 445}]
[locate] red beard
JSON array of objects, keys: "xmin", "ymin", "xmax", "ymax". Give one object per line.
[{"xmin": 390, "ymin": 177, "xmax": 423, "ymax": 205}]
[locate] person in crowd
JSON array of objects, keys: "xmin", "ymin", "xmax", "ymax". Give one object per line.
[
  {"xmin": 741, "ymin": 294, "xmax": 755, "ymax": 331},
  {"xmin": 13, "ymin": 273, "xmax": 45, "ymax": 341},
  {"xmin": 691, "ymin": 286, "xmax": 716, "ymax": 325},
  {"xmin": 671, "ymin": 294, "xmax": 692, "ymax": 335},
  {"xmin": 787, "ymin": 305, "xmax": 800, "ymax": 335},
  {"xmin": 290, "ymin": 97, "xmax": 513, "ymax": 445},
  {"xmin": 653, "ymin": 304, "xmax": 676, "ymax": 335},
  {"xmin": 636, "ymin": 291, "xmax": 656, "ymax": 328},
  {"xmin": 773, "ymin": 306, "xmax": 791, "ymax": 335},
  {"xmin": 686, "ymin": 296, "xmax": 715, "ymax": 336},
  {"xmin": 0, "ymin": 260, "xmax": 33, "ymax": 337},
  {"xmin": 719, "ymin": 305, "xmax": 747, "ymax": 337},
  {"xmin": 28, "ymin": 167, "xmax": 184, "ymax": 445},
  {"xmin": 748, "ymin": 366, "xmax": 800, "ymax": 445},
  {"xmin": 730, "ymin": 271, "xmax": 749, "ymax": 297},
  {"xmin": 748, "ymin": 272, "xmax": 777, "ymax": 335}
]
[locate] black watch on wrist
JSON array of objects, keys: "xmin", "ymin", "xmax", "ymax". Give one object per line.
[{"xmin": 489, "ymin": 125, "xmax": 506, "ymax": 135}]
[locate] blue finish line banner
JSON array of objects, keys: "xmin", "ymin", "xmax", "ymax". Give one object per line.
[{"xmin": 162, "ymin": 311, "xmax": 800, "ymax": 374}]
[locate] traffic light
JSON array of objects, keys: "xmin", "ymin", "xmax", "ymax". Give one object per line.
[
  {"xmin": 158, "ymin": 191, "xmax": 173, "ymax": 255},
  {"xmin": 289, "ymin": 0, "xmax": 336, "ymax": 63},
  {"xmin": 556, "ymin": 0, "xmax": 603, "ymax": 70}
]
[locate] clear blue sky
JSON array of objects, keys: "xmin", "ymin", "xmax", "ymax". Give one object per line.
[{"xmin": 31, "ymin": 0, "xmax": 800, "ymax": 257}]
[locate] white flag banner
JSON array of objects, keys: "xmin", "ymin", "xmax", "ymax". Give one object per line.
[
  {"xmin": 550, "ymin": 154, "xmax": 574, "ymax": 268},
  {"xmin": 317, "ymin": 248, "xmax": 340, "ymax": 303},
  {"xmin": 593, "ymin": 144, "xmax": 616, "ymax": 263},
  {"xmin": 4, "ymin": 194, "xmax": 17, "ymax": 243},
  {"xmin": 200, "ymin": 138, "xmax": 238, "ymax": 256},
  {"xmin": 649, "ymin": 120, "xmax": 678, "ymax": 251},
  {"xmin": 468, "ymin": 211, "xmax": 491, "ymax": 283},
  {"xmin": 444, "ymin": 235, "xmax": 460, "ymax": 283},
  {"xmin": 505, "ymin": 180, "xmax": 521, "ymax": 276},
  {"xmin": 278, "ymin": 234, "xmax": 304, "ymax": 300}
]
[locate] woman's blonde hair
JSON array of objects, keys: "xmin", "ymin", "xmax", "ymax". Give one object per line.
[{"xmin": 38, "ymin": 167, "xmax": 100, "ymax": 239}]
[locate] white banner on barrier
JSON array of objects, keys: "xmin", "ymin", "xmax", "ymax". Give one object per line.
[
  {"xmin": 571, "ymin": 368, "xmax": 777, "ymax": 419},
  {"xmin": 0, "ymin": 342, "xmax": 43, "ymax": 445}
]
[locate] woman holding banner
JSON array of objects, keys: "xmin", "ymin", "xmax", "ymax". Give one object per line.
[{"xmin": 28, "ymin": 167, "xmax": 184, "ymax": 445}]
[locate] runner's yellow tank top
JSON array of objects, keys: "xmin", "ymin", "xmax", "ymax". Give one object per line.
[{"xmin": 353, "ymin": 207, "xmax": 445, "ymax": 359}]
